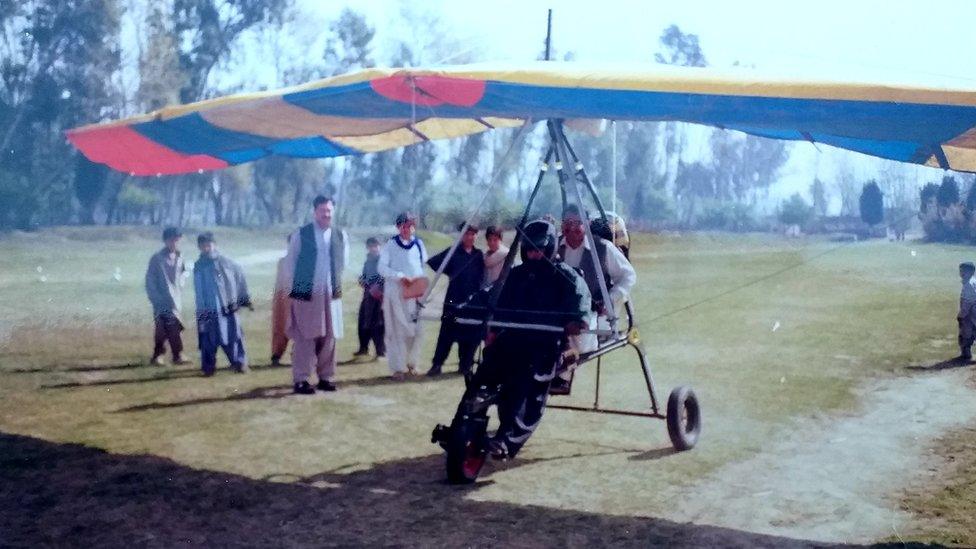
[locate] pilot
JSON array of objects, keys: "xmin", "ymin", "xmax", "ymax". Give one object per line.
[{"xmin": 470, "ymin": 219, "xmax": 591, "ymax": 460}]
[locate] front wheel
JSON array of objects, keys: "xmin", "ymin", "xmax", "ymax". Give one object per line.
[
  {"xmin": 666, "ymin": 385, "xmax": 701, "ymax": 451},
  {"xmin": 445, "ymin": 417, "xmax": 489, "ymax": 484}
]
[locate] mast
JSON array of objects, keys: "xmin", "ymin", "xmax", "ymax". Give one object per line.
[{"xmin": 544, "ymin": 9, "xmax": 552, "ymax": 61}]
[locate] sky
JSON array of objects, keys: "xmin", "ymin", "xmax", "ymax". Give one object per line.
[
  {"xmin": 300, "ymin": 0, "xmax": 976, "ymax": 86},
  {"xmin": 272, "ymin": 0, "xmax": 976, "ymax": 213}
]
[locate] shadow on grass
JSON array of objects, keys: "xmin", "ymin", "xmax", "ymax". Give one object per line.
[
  {"xmin": 628, "ymin": 447, "xmax": 679, "ymax": 461},
  {"xmin": 0, "ymin": 432, "xmax": 943, "ymax": 548},
  {"xmin": 10, "ymin": 362, "xmax": 147, "ymax": 374},
  {"xmin": 40, "ymin": 362, "xmax": 291, "ymax": 390},
  {"xmin": 113, "ymin": 385, "xmax": 294, "ymax": 413},
  {"xmin": 112, "ymin": 374, "xmax": 460, "ymax": 413},
  {"xmin": 905, "ymin": 358, "xmax": 975, "ymax": 372}
]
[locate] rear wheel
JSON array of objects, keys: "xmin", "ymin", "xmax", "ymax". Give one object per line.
[
  {"xmin": 445, "ymin": 417, "xmax": 488, "ymax": 484},
  {"xmin": 666, "ymin": 385, "xmax": 701, "ymax": 451}
]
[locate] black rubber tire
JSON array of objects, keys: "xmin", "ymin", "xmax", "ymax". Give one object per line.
[
  {"xmin": 666, "ymin": 385, "xmax": 701, "ymax": 451},
  {"xmin": 445, "ymin": 419, "xmax": 488, "ymax": 485}
]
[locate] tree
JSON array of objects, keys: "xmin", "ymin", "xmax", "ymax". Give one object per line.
[
  {"xmin": 937, "ymin": 175, "xmax": 960, "ymax": 209},
  {"xmin": 919, "ymin": 182, "xmax": 939, "ymax": 214},
  {"xmin": 966, "ymin": 180, "xmax": 976, "ymax": 213},
  {"xmin": 835, "ymin": 158, "xmax": 860, "ymax": 217},
  {"xmin": 136, "ymin": 3, "xmax": 184, "ymax": 111},
  {"xmin": 73, "ymin": 156, "xmax": 110, "ymax": 225},
  {"xmin": 654, "ymin": 25, "xmax": 707, "ymax": 67},
  {"xmin": 779, "ymin": 193, "xmax": 813, "ymax": 226},
  {"xmin": 859, "ymin": 181, "xmax": 884, "ymax": 226},
  {"xmin": 322, "ymin": 8, "xmax": 375, "ymax": 225},
  {"xmin": 1, "ymin": 0, "xmax": 122, "ymax": 228},
  {"xmin": 172, "ymin": 0, "xmax": 289, "ymax": 103},
  {"xmin": 653, "ymin": 25, "xmax": 705, "ymax": 195},
  {"xmin": 323, "ymin": 8, "xmax": 374, "ymax": 73},
  {"xmin": 809, "ymin": 178, "xmax": 828, "ymax": 217}
]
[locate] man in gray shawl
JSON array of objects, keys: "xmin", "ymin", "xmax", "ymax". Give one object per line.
[
  {"xmin": 193, "ymin": 232, "xmax": 252, "ymax": 376},
  {"xmin": 145, "ymin": 227, "xmax": 191, "ymax": 365}
]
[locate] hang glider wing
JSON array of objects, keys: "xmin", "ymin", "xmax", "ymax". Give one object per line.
[{"xmin": 66, "ymin": 62, "xmax": 976, "ymax": 175}]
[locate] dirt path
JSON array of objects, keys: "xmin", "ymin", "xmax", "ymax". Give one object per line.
[{"xmin": 660, "ymin": 367, "xmax": 976, "ymax": 544}]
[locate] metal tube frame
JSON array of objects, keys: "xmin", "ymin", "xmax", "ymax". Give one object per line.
[{"xmin": 483, "ymin": 119, "xmax": 664, "ymax": 420}]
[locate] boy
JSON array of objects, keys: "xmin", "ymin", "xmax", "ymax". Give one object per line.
[
  {"xmin": 483, "ymin": 225, "xmax": 509, "ymax": 286},
  {"xmin": 355, "ymin": 237, "xmax": 385, "ymax": 358},
  {"xmin": 194, "ymin": 232, "xmax": 252, "ymax": 376},
  {"xmin": 426, "ymin": 223, "xmax": 484, "ymax": 376},
  {"xmin": 378, "ymin": 212, "xmax": 428, "ymax": 379},
  {"xmin": 958, "ymin": 262, "xmax": 976, "ymax": 362},
  {"xmin": 145, "ymin": 227, "xmax": 191, "ymax": 365}
]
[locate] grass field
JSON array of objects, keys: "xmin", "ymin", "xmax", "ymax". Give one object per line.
[{"xmin": 1, "ymin": 226, "xmax": 975, "ymax": 547}]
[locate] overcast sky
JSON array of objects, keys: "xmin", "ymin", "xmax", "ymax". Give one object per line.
[
  {"xmin": 284, "ymin": 0, "xmax": 976, "ymax": 212},
  {"xmin": 300, "ymin": 0, "xmax": 976, "ymax": 86}
]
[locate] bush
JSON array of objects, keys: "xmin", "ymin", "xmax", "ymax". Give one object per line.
[
  {"xmin": 779, "ymin": 193, "xmax": 814, "ymax": 227},
  {"xmin": 698, "ymin": 202, "xmax": 757, "ymax": 232},
  {"xmin": 859, "ymin": 181, "xmax": 884, "ymax": 226}
]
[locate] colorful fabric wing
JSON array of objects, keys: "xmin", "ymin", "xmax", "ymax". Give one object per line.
[{"xmin": 67, "ymin": 62, "xmax": 976, "ymax": 175}]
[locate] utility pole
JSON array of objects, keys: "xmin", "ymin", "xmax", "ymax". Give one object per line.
[{"xmin": 544, "ymin": 9, "xmax": 552, "ymax": 61}]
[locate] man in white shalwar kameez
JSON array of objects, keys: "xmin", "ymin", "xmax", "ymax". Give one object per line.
[
  {"xmin": 284, "ymin": 196, "xmax": 349, "ymax": 394},
  {"xmin": 552, "ymin": 205, "xmax": 636, "ymax": 395},
  {"xmin": 378, "ymin": 212, "xmax": 428, "ymax": 379}
]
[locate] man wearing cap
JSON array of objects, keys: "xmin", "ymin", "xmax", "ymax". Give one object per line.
[
  {"xmin": 193, "ymin": 232, "xmax": 252, "ymax": 376},
  {"xmin": 426, "ymin": 222, "xmax": 485, "ymax": 376},
  {"xmin": 284, "ymin": 195, "xmax": 349, "ymax": 394},
  {"xmin": 483, "ymin": 225, "xmax": 510, "ymax": 286},
  {"xmin": 145, "ymin": 226, "xmax": 191, "ymax": 366},
  {"xmin": 378, "ymin": 212, "xmax": 428, "ymax": 379}
]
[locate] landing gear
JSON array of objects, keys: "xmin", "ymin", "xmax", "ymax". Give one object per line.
[
  {"xmin": 432, "ymin": 386, "xmax": 497, "ymax": 484},
  {"xmin": 666, "ymin": 385, "xmax": 701, "ymax": 451}
]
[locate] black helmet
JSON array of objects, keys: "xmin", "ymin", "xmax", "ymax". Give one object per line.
[{"xmin": 520, "ymin": 219, "xmax": 557, "ymax": 261}]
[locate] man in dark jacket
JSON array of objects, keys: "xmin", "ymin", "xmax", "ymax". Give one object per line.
[
  {"xmin": 426, "ymin": 223, "xmax": 485, "ymax": 376},
  {"xmin": 354, "ymin": 237, "xmax": 385, "ymax": 359},
  {"xmin": 469, "ymin": 220, "xmax": 590, "ymax": 459},
  {"xmin": 193, "ymin": 232, "xmax": 252, "ymax": 376}
]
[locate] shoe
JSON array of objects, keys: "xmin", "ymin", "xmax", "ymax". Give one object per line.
[
  {"xmin": 406, "ymin": 364, "xmax": 418, "ymax": 376},
  {"xmin": 149, "ymin": 355, "xmax": 166, "ymax": 366},
  {"xmin": 488, "ymin": 438, "xmax": 509, "ymax": 461},
  {"xmin": 316, "ymin": 379, "xmax": 337, "ymax": 392},
  {"xmin": 202, "ymin": 370, "xmax": 215, "ymax": 377},
  {"xmin": 352, "ymin": 349, "xmax": 369, "ymax": 357},
  {"xmin": 270, "ymin": 354, "xmax": 282, "ymax": 367},
  {"xmin": 173, "ymin": 354, "xmax": 193, "ymax": 365},
  {"xmin": 376, "ymin": 352, "xmax": 386, "ymax": 358},
  {"xmin": 293, "ymin": 381, "xmax": 316, "ymax": 395},
  {"xmin": 548, "ymin": 376, "xmax": 572, "ymax": 396},
  {"xmin": 232, "ymin": 363, "xmax": 249, "ymax": 374},
  {"xmin": 426, "ymin": 364, "xmax": 443, "ymax": 377},
  {"xmin": 391, "ymin": 371, "xmax": 407, "ymax": 381}
]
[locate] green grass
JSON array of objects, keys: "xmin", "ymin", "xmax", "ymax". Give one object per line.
[{"xmin": 0, "ymin": 227, "xmax": 970, "ymax": 545}]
